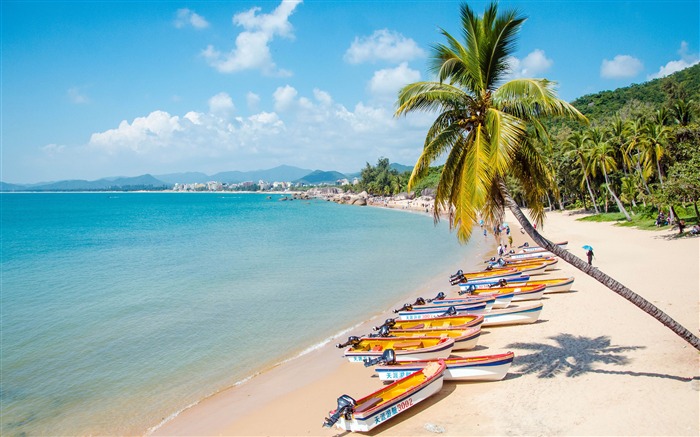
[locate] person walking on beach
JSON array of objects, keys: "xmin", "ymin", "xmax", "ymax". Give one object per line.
[{"xmin": 586, "ymin": 248, "xmax": 594, "ymax": 266}]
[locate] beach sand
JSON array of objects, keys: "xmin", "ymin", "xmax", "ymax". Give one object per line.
[{"xmin": 153, "ymin": 209, "xmax": 699, "ymax": 436}]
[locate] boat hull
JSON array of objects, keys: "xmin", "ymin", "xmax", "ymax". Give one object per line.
[
  {"xmin": 457, "ymin": 275, "xmax": 531, "ymax": 291},
  {"xmin": 334, "ymin": 363, "xmax": 445, "ymax": 432},
  {"xmin": 397, "ymin": 302, "xmax": 488, "ymax": 320},
  {"xmin": 375, "ymin": 352, "xmax": 514, "ymax": 382},
  {"xmin": 482, "ymin": 302, "xmax": 543, "ymax": 326},
  {"xmin": 344, "ymin": 337, "xmax": 455, "ymax": 362},
  {"xmin": 388, "ymin": 326, "xmax": 481, "ymax": 351}
]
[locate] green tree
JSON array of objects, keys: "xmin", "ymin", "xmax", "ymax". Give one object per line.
[
  {"xmin": 563, "ymin": 132, "xmax": 599, "ymax": 214},
  {"xmin": 586, "ymin": 127, "xmax": 632, "ymax": 220},
  {"xmin": 395, "ymin": 1, "xmax": 700, "ymax": 349}
]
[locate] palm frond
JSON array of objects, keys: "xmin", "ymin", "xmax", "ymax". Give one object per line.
[{"xmin": 494, "ymin": 79, "xmax": 587, "ymax": 123}]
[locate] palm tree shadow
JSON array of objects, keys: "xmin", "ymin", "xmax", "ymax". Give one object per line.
[{"xmin": 507, "ymin": 333, "xmax": 693, "ymax": 382}]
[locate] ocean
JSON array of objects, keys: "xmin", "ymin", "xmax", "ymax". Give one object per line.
[{"xmin": 0, "ymin": 193, "xmax": 487, "ymax": 435}]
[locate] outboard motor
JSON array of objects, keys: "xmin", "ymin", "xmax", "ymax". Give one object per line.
[
  {"xmin": 440, "ymin": 306, "xmax": 458, "ymax": 317},
  {"xmin": 485, "ymin": 264, "xmax": 493, "ymax": 271},
  {"xmin": 449, "ymin": 269, "xmax": 464, "ymax": 281},
  {"xmin": 489, "ymin": 278, "xmax": 508, "ymax": 288},
  {"xmin": 336, "ymin": 336, "xmax": 362, "ymax": 349},
  {"xmin": 412, "ymin": 297, "xmax": 427, "ymax": 306},
  {"xmin": 368, "ymin": 325, "xmax": 393, "ymax": 338},
  {"xmin": 427, "ymin": 291, "xmax": 446, "ymax": 303},
  {"xmin": 373, "ymin": 318, "xmax": 396, "ymax": 331},
  {"xmin": 323, "ymin": 394, "xmax": 357, "ymax": 428},
  {"xmin": 458, "ymin": 284, "xmax": 477, "ymax": 295},
  {"xmin": 497, "ymin": 258, "xmax": 507, "ymax": 267},
  {"xmin": 393, "ymin": 303, "xmax": 413, "ymax": 313},
  {"xmin": 363, "ymin": 349, "xmax": 397, "ymax": 367},
  {"xmin": 484, "ymin": 256, "xmax": 496, "ymax": 263}
]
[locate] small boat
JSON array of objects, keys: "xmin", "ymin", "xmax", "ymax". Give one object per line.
[
  {"xmin": 322, "ymin": 360, "xmax": 446, "ymax": 432},
  {"xmin": 505, "ymin": 250, "xmax": 556, "ymax": 260},
  {"xmin": 455, "ymin": 275, "xmax": 531, "ymax": 291},
  {"xmin": 374, "ymin": 314, "xmax": 484, "ymax": 332},
  {"xmin": 520, "ymin": 241, "xmax": 568, "ymax": 252},
  {"xmin": 338, "ymin": 336, "xmax": 455, "ymax": 362},
  {"xmin": 467, "ymin": 283, "xmax": 546, "ymax": 302},
  {"xmin": 482, "ymin": 302, "xmax": 543, "ymax": 326},
  {"xmin": 469, "ymin": 277, "xmax": 575, "ymax": 294},
  {"xmin": 501, "ymin": 257, "xmax": 558, "ymax": 271},
  {"xmin": 396, "ymin": 301, "xmax": 489, "ymax": 320},
  {"xmin": 384, "ymin": 326, "xmax": 481, "ymax": 351},
  {"xmin": 409, "ymin": 290, "xmax": 513, "ymax": 309},
  {"xmin": 449, "ymin": 268, "xmax": 522, "ymax": 286},
  {"xmin": 373, "ymin": 351, "xmax": 514, "ymax": 382}
]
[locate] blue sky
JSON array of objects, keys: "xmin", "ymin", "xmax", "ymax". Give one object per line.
[{"xmin": 2, "ymin": 0, "xmax": 698, "ymax": 184}]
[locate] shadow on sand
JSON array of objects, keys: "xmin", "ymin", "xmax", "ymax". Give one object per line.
[{"xmin": 506, "ymin": 333, "xmax": 694, "ymax": 382}]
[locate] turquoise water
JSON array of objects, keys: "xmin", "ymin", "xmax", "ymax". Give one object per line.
[{"xmin": 0, "ymin": 193, "xmax": 485, "ymax": 435}]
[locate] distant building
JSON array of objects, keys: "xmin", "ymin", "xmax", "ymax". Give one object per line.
[{"xmin": 336, "ymin": 178, "xmax": 350, "ymax": 186}]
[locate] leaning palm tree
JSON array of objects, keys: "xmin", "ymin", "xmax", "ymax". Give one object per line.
[
  {"xmin": 395, "ymin": 1, "xmax": 700, "ymax": 349},
  {"xmin": 586, "ymin": 127, "xmax": 632, "ymax": 221}
]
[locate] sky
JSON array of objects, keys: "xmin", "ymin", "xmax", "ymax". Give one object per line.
[{"xmin": 2, "ymin": 0, "xmax": 699, "ymax": 184}]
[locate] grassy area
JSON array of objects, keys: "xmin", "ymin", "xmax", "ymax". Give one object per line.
[{"xmin": 577, "ymin": 209, "xmax": 698, "ymax": 231}]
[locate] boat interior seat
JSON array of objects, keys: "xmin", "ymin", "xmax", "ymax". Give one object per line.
[
  {"xmin": 410, "ymin": 323, "xmax": 425, "ymax": 329},
  {"xmin": 354, "ymin": 396, "xmax": 383, "ymax": 413},
  {"xmin": 392, "ymin": 340, "xmax": 423, "ymax": 349}
]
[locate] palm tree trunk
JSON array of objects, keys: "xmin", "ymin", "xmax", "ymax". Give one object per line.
[
  {"xmin": 656, "ymin": 159, "xmax": 664, "ymax": 188},
  {"xmin": 635, "ymin": 160, "xmax": 652, "ymax": 195},
  {"xmin": 694, "ymin": 201, "xmax": 699, "ymax": 222},
  {"xmin": 498, "ymin": 180, "xmax": 700, "ymax": 350},
  {"xmin": 584, "ymin": 175, "xmax": 599, "ymax": 214},
  {"xmin": 603, "ymin": 167, "xmax": 631, "ymax": 221}
]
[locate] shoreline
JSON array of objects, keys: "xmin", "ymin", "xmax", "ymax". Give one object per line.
[
  {"xmin": 149, "ymin": 200, "xmax": 495, "ymax": 435},
  {"xmin": 153, "ymin": 208, "xmax": 699, "ymax": 436}
]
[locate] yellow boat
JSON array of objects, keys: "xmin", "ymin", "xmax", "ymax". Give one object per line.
[
  {"xmin": 384, "ymin": 326, "xmax": 481, "ymax": 351},
  {"xmin": 338, "ymin": 336, "xmax": 454, "ymax": 362},
  {"xmin": 374, "ymin": 314, "xmax": 484, "ymax": 331},
  {"xmin": 323, "ymin": 360, "xmax": 446, "ymax": 432}
]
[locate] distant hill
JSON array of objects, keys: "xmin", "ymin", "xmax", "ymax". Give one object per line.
[
  {"xmin": 571, "ymin": 63, "xmax": 700, "ymax": 123},
  {"xmin": 295, "ymin": 170, "xmax": 347, "ymax": 184},
  {"xmin": 390, "ymin": 163, "xmax": 413, "ymax": 173},
  {"xmin": 155, "ymin": 172, "xmax": 211, "ymax": 184},
  {"xmin": 2, "ymin": 174, "xmax": 169, "ymax": 191}
]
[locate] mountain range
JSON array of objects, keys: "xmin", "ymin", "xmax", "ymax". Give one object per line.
[{"xmin": 0, "ymin": 163, "xmax": 411, "ymax": 192}]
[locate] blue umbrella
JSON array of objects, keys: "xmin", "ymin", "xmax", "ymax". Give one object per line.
[{"xmin": 582, "ymin": 245, "xmax": 593, "ymax": 251}]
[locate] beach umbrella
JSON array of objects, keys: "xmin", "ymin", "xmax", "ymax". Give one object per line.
[{"xmin": 582, "ymin": 245, "xmax": 593, "ymax": 251}]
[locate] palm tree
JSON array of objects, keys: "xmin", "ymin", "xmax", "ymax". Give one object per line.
[
  {"xmin": 641, "ymin": 121, "xmax": 670, "ymax": 188},
  {"xmin": 395, "ymin": 1, "xmax": 700, "ymax": 349},
  {"xmin": 586, "ymin": 127, "xmax": 632, "ymax": 221},
  {"xmin": 671, "ymin": 99, "xmax": 695, "ymax": 126},
  {"xmin": 563, "ymin": 132, "xmax": 599, "ymax": 214}
]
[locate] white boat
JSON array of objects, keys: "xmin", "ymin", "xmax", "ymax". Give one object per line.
[
  {"xmin": 374, "ymin": 352, "xmax": 514, "ymax": 382},
  {"xmin": 339, "ymin": 336, "xmax": 455, "ymax": 362},
  {"xmin": 482, "ymin": 302, "xmax": 543, "ymax": 326},
  {"xmin": 323, "ymin": 360, "xmax": 446, "ymax": 432}
]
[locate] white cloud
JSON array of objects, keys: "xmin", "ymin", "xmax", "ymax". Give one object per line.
[
  {"xmin": 506, "ymin": 49, "xmax": 553, "ymax": 78},
  {"xmin": 77, "ymin": 86, "xmax": 432, "ymax": 177},
  {"xmin": 273, "ymin": 85, "xmax": 298, "ymax": 112},
  {"xmin": 344, "ymin": 29, "xmax": 425, "ymax": 64},
  {"xmin": 41, "ymin": 143, "xmax": 66, "ymax": 155},
  {"xmin": 208, "ymin": 92, "xmax": 235, "ymax": 115},
  {"xmin": 67, "ymin": 86, "xmax": 90, "ymax": 104},
  {"xmin": 648, "ymin": 41, "xmax": 700, "ymax": 80},
  {"xmin": 368, "ymin": 62, "xmax": 421, "ymax": 99},
  {"xmin": 246, "ymin": 92, "xmax": 261, "ymax": 111},
  {"xmin": 202, "ymin": 0, "xmax": 301, "ymax": 75},
  {"xmin": 174, "ymin": 8, "xmax": 210, "ymax": 29},
  {"xmin": 600, "ymin": 54, "xmax": 643, "ymax": 79}
]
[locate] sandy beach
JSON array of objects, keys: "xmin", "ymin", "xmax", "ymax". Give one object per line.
[{"xmin": 153, "ymin": 208, "xmax": 699, "ymax": 436}]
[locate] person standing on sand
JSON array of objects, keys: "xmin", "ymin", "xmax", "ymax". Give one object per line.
[{"xmin": 587, "ymin": 249, "xmax": 594, "ymax": 266}]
